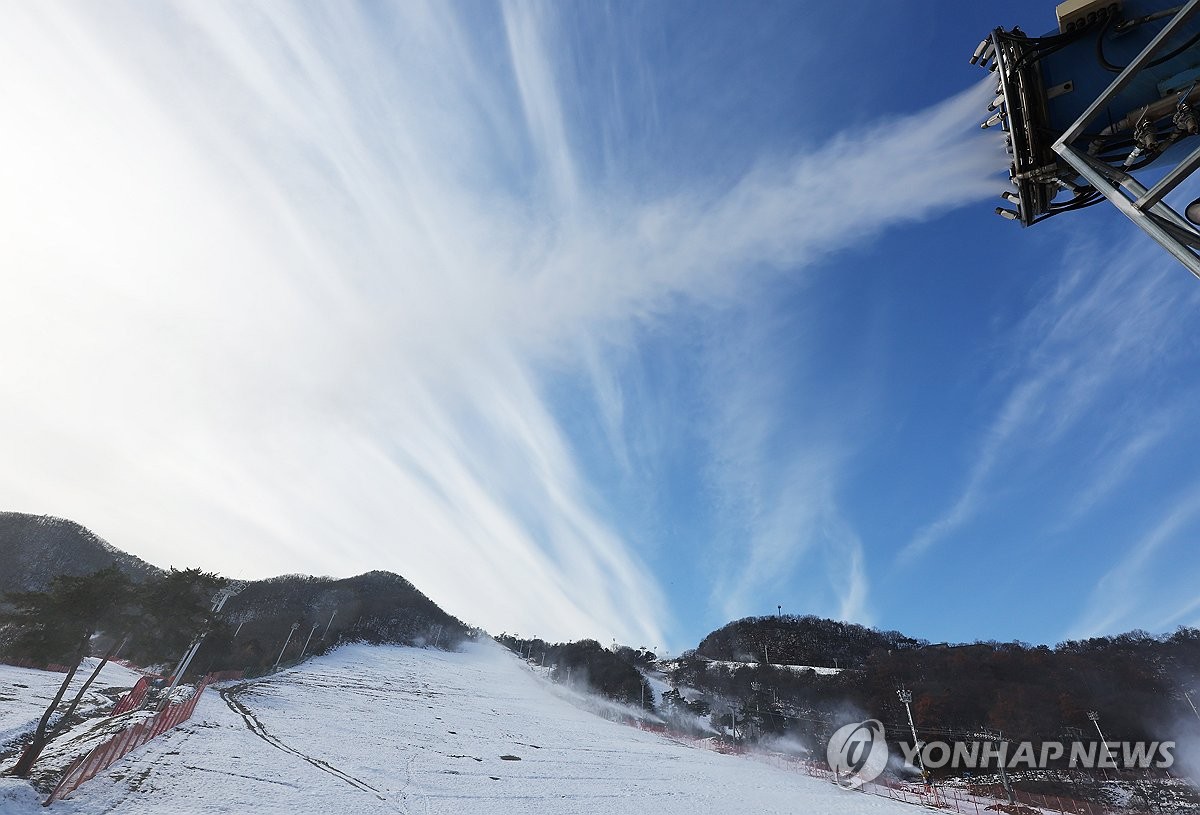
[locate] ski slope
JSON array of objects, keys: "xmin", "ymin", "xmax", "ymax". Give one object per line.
[
  {"xmin": 4, "ymin": 641, "xmax": 916, "ymax": 814},
  {"xmin": 0, "ymin": 659, "xmax": 143, "ymax": 759}
]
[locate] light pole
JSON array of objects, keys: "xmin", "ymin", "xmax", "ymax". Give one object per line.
[
  {"xmin": 299, "ymin": 623, "xmax": 320, "ymax": 659},
  {"xmin": 896, "ymin": 689, "xmax": 926, "ymax": 778},
  {"xmin": 1088, "ymin": 711, "xmax": 1116, "ymax": 777},
  {"xmin": 323, "ymin": 609, "xmax": 338, "ymax": 639},
  {"xmin": 275, "ymin": 622, "xmax": 300, "ymax": 670},
  {"xmin": 1184, "ymin": 690, "xmax": 1200, "ymax": 725},
  {"xmin": 158, "ymin": 584, "xmax": 240, "ymax": 710},
  {"xmin": 976, "ymin": 730, "xmax": 1015, "ymax": 804}
]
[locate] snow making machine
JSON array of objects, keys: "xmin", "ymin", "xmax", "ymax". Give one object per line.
[{"xmin": 975, "ymin": 0, "xmax": 1200, "ymax": 276}]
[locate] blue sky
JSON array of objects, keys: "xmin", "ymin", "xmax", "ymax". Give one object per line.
[{"xmin": 3, "ymin": 1, "xmax": 1200, "ymax": 653}]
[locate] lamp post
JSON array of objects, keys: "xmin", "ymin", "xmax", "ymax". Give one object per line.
[
  {"xmin": 299, "ymin": 622, "xmax": 320, "ymax": 659},
  {"xmin": 975, "ymin": 730, "xmax": 1015, "ymax": 804},
  {"xmin": 1184, "ymin": 690, "xmax": 1200, "ymax": 725},
  {"xmin": 1088, "ymin": 711, "xmax": 1116, "ymax": 777},
  {"xmin": 158, "ymin": 584, "xmax": 240, "ymax": 711},
  {"xmin": 896, "ymin": 689, "xmax": 926, "ymax": 778},
  {"xmin": 275, "ymin": 622, "xmax": 300, "ymax": 670}
]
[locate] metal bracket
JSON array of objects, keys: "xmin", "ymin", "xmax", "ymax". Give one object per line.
[{"xmin": 1052, "ymin": 0, "xmax": 1200, "ymax": 279}]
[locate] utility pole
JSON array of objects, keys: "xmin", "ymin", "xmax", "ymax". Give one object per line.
[
  {"xmin": 158, "ymin": 585, "xmax": 240, "ymax": 711},
  {"xmin": 299, "ymin": 623, "xmax": 319, "ymax": 659},
  {"xmin": 896, "ymin": 689, "xmax": 926, "ymax": 778},
  {"xmin": 275, "ymin": 622, "xmax": 300, "ymax": 671}
]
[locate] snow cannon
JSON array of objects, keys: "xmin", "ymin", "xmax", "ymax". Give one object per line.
[{"xmin": 975, "ymin": 0, "xmax": 1200, "ymax": 277}]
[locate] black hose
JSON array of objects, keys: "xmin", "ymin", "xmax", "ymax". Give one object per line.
[
  {"xmin": 1031, "ymin": 192, "xmax": 1105, "ymax": 224},
  {"xmin": 1097, "ymin": 15, "xmax": 1200, "ymax": 72}
]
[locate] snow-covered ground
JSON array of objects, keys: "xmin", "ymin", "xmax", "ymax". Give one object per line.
[
  {"xmin": 0, "ymin": 659, "xmax": 143, "ymax": 759},
  {"xmin": 701, "ymin": 658, "xmax": 843, "ymax": 676},
  {"xmin": 2, "ymin": 641, "xmax": 913, "ymax": 814}
]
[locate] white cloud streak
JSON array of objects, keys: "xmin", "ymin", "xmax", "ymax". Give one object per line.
[
  {"xmin": 1067, "ymin": 479, "xmax": 1200, "ymax": 639},
  {"xmin": 902, "ymin": 234, "xmax": 1200, "ymax": 564},
  {"xmin": 0, "ymin": 1, "xmax": 999, "ymax": 644}
]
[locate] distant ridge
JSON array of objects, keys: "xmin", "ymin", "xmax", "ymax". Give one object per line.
[
  {"xmin": 0, "ymin": 510, "xmax": 473, "ymax": 673},
  {"xmin": 0, "ymin": 511, "xmax": 161, "ymax": 595}
]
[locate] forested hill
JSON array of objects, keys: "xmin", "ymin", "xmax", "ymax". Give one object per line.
[
  {"xmin": 697, "ymin": 614, "xmax": 925, "ymax": 669},
  {"xmin": 0, "ymin": 512, "xmax": 161, "ymax": 594},
  {"xmin": 196, "ymin": 571, "xmax": 475, "ymax": 675},
  {"xmin": 682, "ymin": 615, "xmax": 1200, "ymax": 748},
  {"xmin": 0, "ymin": 511, "xmax": 473, "ymax": 674}
]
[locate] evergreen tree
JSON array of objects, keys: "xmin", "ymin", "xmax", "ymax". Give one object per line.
[
  {"xmin": 2, "ymin": 567, "xmax": 134, "ymax": 776},
  {"xmin": 125, "ymin": 568, "xmax": 226, "ymax": 668}
]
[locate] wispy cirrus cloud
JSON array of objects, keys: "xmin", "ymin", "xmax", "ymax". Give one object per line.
[
  {"xmin": 901, "ymin": 234, "xmax": 1200, "ymax": 565},
  {"xmin": 1067, "ymin": 478, "xmax": 1200, "ymax": 639},
  {"xmin": 0, "ymin": 1, "xmax": 1000, "ymax": 645}
]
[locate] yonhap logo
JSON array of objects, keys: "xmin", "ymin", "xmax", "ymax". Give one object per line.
[{"xmin": 826, "ymin": 719, "xmax": 889, "ymax": 789}]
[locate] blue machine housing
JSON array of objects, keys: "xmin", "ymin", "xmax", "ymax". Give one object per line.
[{"xmin": 979, "ymin": 0, "xmax": 1200, "ymax": 225}]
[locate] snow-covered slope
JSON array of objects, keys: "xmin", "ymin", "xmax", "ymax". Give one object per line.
[
  {"xmin": 7, "ymin": 640, "xmax": 914, "ymax": 814},
  {"xmin": 0, "ymin": 659, "xmax": 143, "ymax": 758},
  {"xmin": 701, "ymin": 658, "xmax": 843, "ymax": 676}
]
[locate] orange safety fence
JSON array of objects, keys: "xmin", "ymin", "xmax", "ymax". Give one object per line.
[
  {"xmin": 109, "ymin": 676, "xmax": 150, "ymax": 716},
  {"xmin": 44, "ymin": 676, "xmax": 212, "ymax": 805}
]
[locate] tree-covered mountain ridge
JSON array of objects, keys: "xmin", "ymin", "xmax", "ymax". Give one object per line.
[{"xmin": 0, "ymin": 511, "xmax": 473, "ymax": 675}]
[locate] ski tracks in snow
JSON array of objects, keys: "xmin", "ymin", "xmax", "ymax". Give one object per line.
[{"xmin": 219, "ymin": 683, "xmax": 396, "ymax": 806}]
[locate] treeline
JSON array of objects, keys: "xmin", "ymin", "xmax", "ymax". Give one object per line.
[
  {"xmin": 0, "ymin": 566, "xmax": 224, "ymax": 776},
  {"xmin": 0, "ymin": 512, "xmax": 159, "ymax": 596},
  {"xmin": 496, "ymin": 635, "xmax": 654, "ymax": 710},
  {"xmin": 675, "ymin": 616, "xmax": 1200, "ymax": 762},
  {"xmin": 1, "ymin": 567, "xmax": 473, "ymax": 680},
  {"xmin": 0, "ymin": 563, "xmax": 474, "ymax": 776},
  {"xmin": 194, "ymin": 571, "xmax": 474, "ymax": 677},
  {"xmin": 697, "ymin": 614, "xmax": 925, "ymax": 669}
]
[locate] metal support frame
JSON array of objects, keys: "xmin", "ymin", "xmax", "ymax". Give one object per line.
[{"xmin": 1052, "ymin": 0, "xmax": 1200, "ymax": 279}]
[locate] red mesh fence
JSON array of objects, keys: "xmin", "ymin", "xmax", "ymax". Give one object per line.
[
  {"xmin": 1, "ymin": 658, "xmax": 71, "ymax": 672},
  {"xmin": 109, "ymin": 676, "xmax": 150, "ymax": 716},
  {"xmin": 44, "ymin": 676, "xmax": 212, "ymax": 805}
]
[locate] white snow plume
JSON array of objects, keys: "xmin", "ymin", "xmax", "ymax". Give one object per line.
[
  {"xmin": 0, "ymin": 2, "xmax": 1002, "ymax": 646},
  {"xmin": 759, "ymin": 734, "xmax": 813, "ymax": 756}
]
